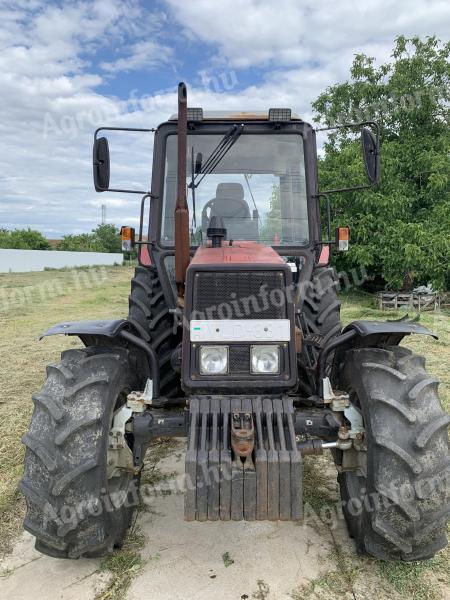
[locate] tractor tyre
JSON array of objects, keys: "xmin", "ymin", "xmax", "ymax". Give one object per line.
[
  {"xmin": 127, "ymin": 265, "xmax": 181, "ymax": 397},
  {"xmin": 21, "ymin": 346, "xmax": 140, "ymax": 558},
  {"xmin": 299, "ymin": 266, "xmax": 342, "ymax": 393},
  {"xmin": 302, "ymin": 266, "xmax": 342, "ymax": 352},
  {"xmin": 338, "ymin": 345, "xmax": 450, "ymax": 561}
]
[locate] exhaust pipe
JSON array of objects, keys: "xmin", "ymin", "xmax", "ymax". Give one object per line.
[{"xmin": 174, "ymin": 82, "xmax": 190, "ymax": 297}]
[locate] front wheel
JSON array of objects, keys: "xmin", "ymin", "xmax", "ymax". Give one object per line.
[
  {"xmin": 21, "ymin": 346, "xmax": 140, "ymax": 558},
  {"xmin": 338, "ymin": 345, "xmax": 450, "ymax": 561}
]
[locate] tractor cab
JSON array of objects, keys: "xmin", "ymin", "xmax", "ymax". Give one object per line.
[{"xmin": 162, "ymin": 110, "xmax": 309, "ymax": 249}]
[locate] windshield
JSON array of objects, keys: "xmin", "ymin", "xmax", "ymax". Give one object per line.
[{"xmin": 161, "ymin": 132, "xmax": 309, "ymax": 247}]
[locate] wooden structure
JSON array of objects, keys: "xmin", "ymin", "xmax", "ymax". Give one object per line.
[{"xmin": 377, "ymin": 291, "xmax": 440, "ymax": 312}]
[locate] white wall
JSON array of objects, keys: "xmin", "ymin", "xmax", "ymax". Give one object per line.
[{"xmin": 0, "ymin": 249, "xmax": 123, "ymax": 273}]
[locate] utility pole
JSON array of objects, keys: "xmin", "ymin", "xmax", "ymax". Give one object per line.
[{"xmin": 101, "ymin": 204, "xmax": 106, "ymax": 225}]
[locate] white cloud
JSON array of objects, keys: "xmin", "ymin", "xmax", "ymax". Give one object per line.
[
  {"xmin": 0, "ymin": 0, "xmax": 448, "ymax": 237},
  {"xmin": 0, "ymin": 0, "xmax": 175, "ymax": 236},
  {"xmin": 165, "ymin": 0, "xmax": 449, "ymax": 69},
  {"xmin": 101, "ymin": 40, "xmax": 174, "ymax": 72}
]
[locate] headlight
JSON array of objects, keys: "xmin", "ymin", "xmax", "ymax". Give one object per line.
[
  {"xmin": 251, "ymin": 345, "xmax": 280, "ymax": 374},
  {"xmin": 199, "ymin": 346, "xmax": 228, "ymax": 375}
]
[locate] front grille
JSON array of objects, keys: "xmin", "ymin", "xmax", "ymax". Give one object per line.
[
  {"xmin": 192, "ymin": 271, "xmax": 287, "ymax": 320},
  {"xmin": 196, "ymin": 345, "xmax": 250, "ymax": 374},
  {"xmin": 229, "ymin": 345, "xmax": 250, "ymax": 373}
]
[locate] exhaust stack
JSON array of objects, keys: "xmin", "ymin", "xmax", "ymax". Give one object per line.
[{"xmin": 174, "ymin": 81, "xmax": 190, "ymax": 297}]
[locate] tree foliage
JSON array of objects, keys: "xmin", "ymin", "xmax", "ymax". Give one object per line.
[
  {"xmin": 58, "ymin": 224, "xmax": 122, "ymax": 253},
  {"xmin": 0, "ymin": 228, "xmax": 50, "ymax": 250},
  {"xmin": 313, "ymin": 36, "xmax": 450, "ymax": 290},
  {"xmin": 260, "ymin": 184, "xmax": 282, "ymax": 244}
]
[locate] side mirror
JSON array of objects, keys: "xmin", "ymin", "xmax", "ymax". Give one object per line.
[
  {"xmin": 93, "ymin": 137, "xmax": 110, "ymax": 192},
  {"xmin": 361, "ymin": 128, "xmax": 380, "ymax": 185}
]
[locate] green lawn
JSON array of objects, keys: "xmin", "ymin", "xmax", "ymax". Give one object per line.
[{"xmin": 0, "ymin": 266, "xmax": 132, "ymax": 553}]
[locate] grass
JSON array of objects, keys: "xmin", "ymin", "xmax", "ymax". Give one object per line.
[
  {"xmin": 302, "ymin": 454, "xmax": 338, "ymax": 515},
  {"xmin": 140, "ymin": 438, "xmax": 180, "ymax": 488},
  {"xmin": 222, "ymin": 551, "xmax": 235, "ymax": 568},
  {"xmin": 291, "ymin": 544, "xmax": 405, "ymax": 600},
  {"xmin": 0, "ymin": 268, "xmax": 449, "ymax": 599},
  {"xmin": 251, "ymin": 579, "xmax": 270, "ymax": 599},
  {"xmin": 0, "ymin": 265, "xmax": 133, "ymax": 555},
  {"xmin": 376, "ymin": 553, "xmax": 449, "ymax": 600},
  {"xmin": 96, "ymin": 524, "xmax": 146, "ymax": 600}
]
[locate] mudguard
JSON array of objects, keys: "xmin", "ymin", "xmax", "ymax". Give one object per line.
[
  {"xmin": 329, "ymin": 318, "xmax": 437, "ymax": 387},
  {"xmin": 342, "ymin": 319, "xmax": 437, "ymax": 344},
  {"xmin": 40, "ymin": 319, "xmax": 128, "ymax": 340}
]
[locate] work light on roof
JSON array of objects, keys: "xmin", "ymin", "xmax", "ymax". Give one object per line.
[
  {"xmin": 268, "ymin": 108, "xmax": 292, "ymax": 122},
  {"xmin": 187, "ymin": 107, "xmax": 203, "ymax": 121}
]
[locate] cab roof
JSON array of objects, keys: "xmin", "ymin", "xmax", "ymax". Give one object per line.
[{"xmin": 168, "ymin": 109, "xmax": 302, "ymax": 121}]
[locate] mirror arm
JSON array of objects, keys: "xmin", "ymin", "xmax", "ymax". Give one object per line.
[
  {"xmin": 93, "ymin": 126, "xmax": 156, "ymax": 194},
  {"xmin": 314, "ymin": 192, "xmax": 335, "ymax": 244},
  {"xmin": 139, "ymin": 193, "xmax": 153, "ymax": 244},
  {"xmin": 315, "ymin": 120, "xmax": 380, "ymax": 193},
  {"xmin": 318, "ymin": 183, "xmax": 372, "ymax": 195},
  {"xmin": 315, "ymin": 120, "xmax": 379, "ymax": 135},
  {"xmin": 136, "ymin": 193, "xmax": 157, "ymax": 262},
  {"xmin": 98, "ymin": 187, "xmax": 151, "ymax": 194},
  {"xmin": 94, "ymin": 126, "xmax": 156, "ymax": 136}
]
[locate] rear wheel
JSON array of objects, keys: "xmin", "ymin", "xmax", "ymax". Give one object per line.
[
  {"xmin": 21, "ymin": 346, "xmax": 140, "ymax": 558},
  {"xmin": 128, "ymin": 265, "xmax": 181, "ymax": 397},
  {"xmin": 338, "ymin": 345, "xmax": 450, "ymax": 561},
  {"xmin": 299, "ymin": 266, "xmax": 342, "ymax": 393}
]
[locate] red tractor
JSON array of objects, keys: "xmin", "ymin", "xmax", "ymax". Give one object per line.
[{"xmin": 22, "ymin": 83, "xmax": 450, "ymax": 561}]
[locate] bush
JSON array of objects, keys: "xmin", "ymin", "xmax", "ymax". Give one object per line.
[
  {"xmin": 58, "ymin": 224, "xmax": 122, "ymax": 253},
  {"xmin": 0, "ymin": 228, "xmax": 50, "ymax": 250}
]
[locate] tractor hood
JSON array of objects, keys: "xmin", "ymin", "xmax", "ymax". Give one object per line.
[
  {"xmin": 182, "ymin": 241, "xmax": 297, "ymax": 394},
  {"xmin": 190, "ymin": 241, "xmax": 285, "ymax": 267}
]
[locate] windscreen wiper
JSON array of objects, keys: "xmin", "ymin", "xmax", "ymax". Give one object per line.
[{"xmin": 189, "ymin": 123, "xmax": 244, "ymax": 190}]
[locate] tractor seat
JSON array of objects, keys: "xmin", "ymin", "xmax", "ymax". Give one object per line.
[
  {"xmin": 210, "ymin": 183, "xmax": 250, "ymax": 219},
  {"xmin": 202, "ymin": 182, "xmax": 259, "ymax": 241}
]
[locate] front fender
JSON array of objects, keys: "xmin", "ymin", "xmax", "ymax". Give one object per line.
[
  {"xmin": 40, "ymin": 319, "xmax": 128, "ymax": 340},
  {"xmin": 342, "ymin": 319, "xmax": 438, "ymax": 344},
  {"xmin": 323, "ymin": 318, "xmax": 437, "ymax": 392}
]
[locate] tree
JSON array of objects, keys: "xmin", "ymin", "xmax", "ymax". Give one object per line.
[
  {"xmin": 58, "ymin": 233, "xmax": 105, "ymax": 252},
  {"xmin": 58, "ymin": 224, "xmax": 122, "ymax": 253},
  {"xmin": 260, "ymin": 185, "xmax": 282, "ymax": 244},
  {"xmin": 313, "ymin": 36, "xmax": 450, "ymax": 290},
  {"xmin": 0, "ymin": 228, "xmax": 50, "ymax": 250},
  {"xmin": 93, "ymin": 224, "xmax": 122, "ymax": 253}
]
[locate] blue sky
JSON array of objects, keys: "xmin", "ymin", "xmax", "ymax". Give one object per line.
[{"xmin": 0, "ymin": 0, "xmax": 448, "ymax": 237}]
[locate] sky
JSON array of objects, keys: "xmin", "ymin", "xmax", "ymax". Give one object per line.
[{"xmin": 0, "ymin": 0, "xmax": 448, "ymax": 238}]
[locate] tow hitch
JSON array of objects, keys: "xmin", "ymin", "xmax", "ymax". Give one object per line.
[{"xmin": 231, "ymin": 412, "xmax": 255, "ymax": 458}]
